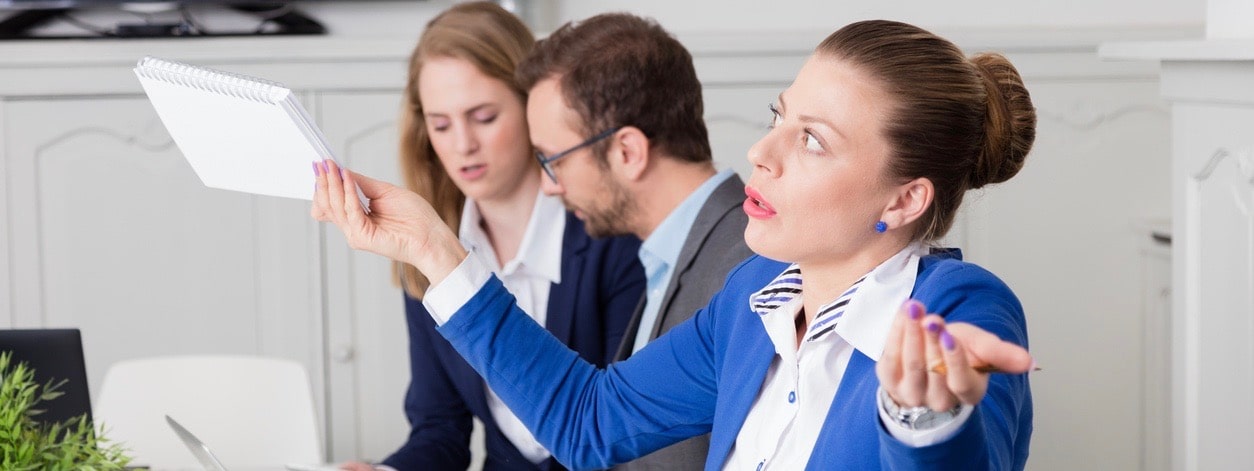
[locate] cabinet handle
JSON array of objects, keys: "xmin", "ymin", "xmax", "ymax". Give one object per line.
[
  {"xmin": 333, "ymin": 345, "xmax": 355, "ymax": 363},
  {"xmin": 1150, "ymin": 231, "xmax": 1172, "ymax": 246}
]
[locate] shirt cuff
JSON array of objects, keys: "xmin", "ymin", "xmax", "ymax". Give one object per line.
[
  {"xmin": 374, "ymin": 466, "xmax": 398, "ymax": 471},
  {"xmin": 421, "ymin": 249, "xmax": 493, "ymax": 326},
  {"xmin": 877, "ymin": 392, "xmax": 974, "ymax": 447}
]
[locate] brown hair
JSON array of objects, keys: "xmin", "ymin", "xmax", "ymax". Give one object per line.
[
  {"xmin": 817, "ymin": 20, "xmax": 1036, "ymax": 241},
  {"xmin": 516, "ymin": 13, "xmax": 712, "ymax": 164},
  {"xmin": 394, "ymin": 1, "xmax": 534, "ymax": 297}
]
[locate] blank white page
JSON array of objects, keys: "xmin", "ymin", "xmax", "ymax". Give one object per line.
[{"xmin": 135, "ymin": 58, "xmax": 333, "ymax": 200}]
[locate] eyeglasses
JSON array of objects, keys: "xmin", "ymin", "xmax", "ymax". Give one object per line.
[{"xmin": 534, "ymin": 127, "xmax": 621, "ymax": 183}]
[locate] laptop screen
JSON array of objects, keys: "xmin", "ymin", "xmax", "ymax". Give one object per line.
[{"xmin": 0, "ymin": 328, "xmax": 93, "ymax": 426}]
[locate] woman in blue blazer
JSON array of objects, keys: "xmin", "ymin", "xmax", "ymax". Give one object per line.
[
  {"xmin": 340, "ymin": 4, "xmax": 644, "ymax": 471},
  {"xmin": 319, "ymin": 18, "xmax": 1036, "ymax": 471}
]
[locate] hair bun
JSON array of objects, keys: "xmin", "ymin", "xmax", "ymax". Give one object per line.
[{"xmin": 969, "ymin": 52, "xmax": 1036, "ymax": 189}]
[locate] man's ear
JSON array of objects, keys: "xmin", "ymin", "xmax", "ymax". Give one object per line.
[
  {"xmin": 881, "ymin": 177, "xmax": 933, "ymax": 230},
  {"xmin": 608, "ymin": 126, "xmax": 651, "ymax": 181}
]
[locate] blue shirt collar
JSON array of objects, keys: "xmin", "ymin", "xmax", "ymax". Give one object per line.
[{"xmin": 638, "ymin": 169, "xmax": 736, "ymax": 270}]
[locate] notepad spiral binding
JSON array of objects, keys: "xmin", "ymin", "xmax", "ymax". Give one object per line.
[{"xmin": 135, "ymin": 56, "xmax": 290, "ymax": 105}]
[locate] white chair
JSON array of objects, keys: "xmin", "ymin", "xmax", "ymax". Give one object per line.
[{"xmin": 94, "ymin": 355, "xmax": 323, "ymax": 469}]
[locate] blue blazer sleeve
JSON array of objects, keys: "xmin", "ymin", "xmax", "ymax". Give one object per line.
[
  {"xmin": 380, "ymin": 294, "xmax": 474, "ymax": 470},
  {"xmin": 876, "ymin": 260, "xmax": 1033, "ymax": 471}
]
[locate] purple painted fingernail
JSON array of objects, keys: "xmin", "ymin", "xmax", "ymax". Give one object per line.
[
  {"xmin": 926, "ymin": 321, "xmax": 941, "ymax": 333},
  {"xmin": 320, "ymin": 160, "xmax": 330, "ymax": 175},
  {"xmin": 312, "ymin": 161, "xmax": 321, "ymax": 176},
  {"xmin": 940, "ymin": 330, "xmax": 955, "ymax": 351},
  {"xmin": 908, "ymin": 301, "xmax": 923, "ymax": 320}
]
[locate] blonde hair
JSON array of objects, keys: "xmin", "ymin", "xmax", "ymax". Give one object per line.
[{"xmin": 393, "ymin": 1, "xmax": 535, "ymax": 297}]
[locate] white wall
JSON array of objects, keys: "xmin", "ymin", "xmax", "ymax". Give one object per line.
[{"xmin": 555, "ymin": 0, "xmax": 1203, "ymax": 33}]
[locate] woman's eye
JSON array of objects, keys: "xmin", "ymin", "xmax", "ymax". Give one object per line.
[
  {"xmin": 474, "ymin": 113, "xmax": 497, "ymax": 124},
  {"xmin": 805, "ymin": 133, "xmax": 823, "ymax": 152},
  {"xmin": 767, "ymin": 104, "xmax": 782, "ymax": 129}
]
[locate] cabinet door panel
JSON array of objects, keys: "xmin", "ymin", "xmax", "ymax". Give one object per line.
[
  {"xmin": 1, "ymin": 102, "xmax": 11, "ymax": 327},
  {"xmin": 1173, "ymin": 103, "xmax": 1254, "ymax": 471},
  {"xmin": 959, "ymin": 80, "xmax": 1171, "ymax": 471},
  {"xmin": 4, "ymin": 97, "xmax": 322, "ymax": 421},
  {"xmin": 318, "ymin": 91, "xmax": 413, "ymax": 463}
]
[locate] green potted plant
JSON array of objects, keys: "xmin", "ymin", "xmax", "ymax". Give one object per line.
[{"xmin": 0, "ymin": 351, "xmax": 132, "ymax": 470}]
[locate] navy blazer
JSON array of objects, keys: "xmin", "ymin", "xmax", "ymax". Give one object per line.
[{"xmin": 381, "ymin": 212, "xmax": 644, "ymax": 471}]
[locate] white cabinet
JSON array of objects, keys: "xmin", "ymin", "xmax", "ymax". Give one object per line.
[
  {"xmin": 1102, "ymin": 41, "xmax": 1254, "ymax": 471},
  {"xmin": 0, "ymin": 37, "xmax": 413, "ymax": 464},
  {"xmin": 961, "ymin": 77, "xmax": 1174, "ymax": 471},
  {"xmin": 1172, "ymin": 100, "xmax": 1254, "ymax": 471},
  {"xmin": 1, "ymin": 94, "xmax": 324, "ymax": 408}
]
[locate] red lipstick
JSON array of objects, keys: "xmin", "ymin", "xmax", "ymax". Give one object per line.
[{"xmin": 743, "ymin": 186, "xmax": 776, "ymax": 219}]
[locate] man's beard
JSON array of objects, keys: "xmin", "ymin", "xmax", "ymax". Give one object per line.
[{"xmin": 572, "ymin": 173, "xmax": 635, "ymax": 238}]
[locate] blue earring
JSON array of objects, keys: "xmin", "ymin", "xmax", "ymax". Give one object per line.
[{"xmin": 875, "ymin": 221, "xmax": 888, "ymax": 233}]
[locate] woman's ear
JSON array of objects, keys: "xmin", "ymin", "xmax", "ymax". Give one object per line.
[
  {"xmin": 881, "ymin": 177, "xmax": 933, "ymax": 229},
  {"xmin": 609, "ymin": 126, "xmax": 651, "ymax": 181}
]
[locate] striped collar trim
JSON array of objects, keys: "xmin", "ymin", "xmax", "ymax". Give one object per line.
[
  {"xmin": 748, "ymin": 243, "xmax": 926, "ymax": 358},
  {"xmin": 749, "ymin": 265, "xmax": 866, "ymax": 341}
]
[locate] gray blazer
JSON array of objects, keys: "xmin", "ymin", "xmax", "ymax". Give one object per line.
[{"xmin": 612, "ymin": 174, "xmax": 754, "ymax": 471}]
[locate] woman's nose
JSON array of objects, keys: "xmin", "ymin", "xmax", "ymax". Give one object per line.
[
  {"xmin": 746, "ymin": 129, "xmax": 777, "ymax": 176},
  {"xmin": 453, "ymin": 125, "xmax": 479, "ymax": 155}
]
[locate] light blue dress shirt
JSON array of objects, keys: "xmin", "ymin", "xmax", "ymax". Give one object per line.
[{"xmin": 630, "ymin": 169, "xmax": 736, "ymax": 354}]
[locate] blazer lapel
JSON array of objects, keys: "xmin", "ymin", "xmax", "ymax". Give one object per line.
[
  {"xmin": 649, "ymin": 175, "xmax": 747, "ymax": 339},
  {"xmin": 544, "ymin": 213, "xmax": 588, "ymax": 346},
  {"xmin": 612, "ymin": 295, "xmax": 648, "ymax": 361},
  {"xmin": 436, "ymin": 334, "xmax": 493, "ymax": 419},
  {"xmin": 805, "ymin": 351, "xmax": 881, "ymax": 470},
  {"xmin": 707, "ymin": 315, "xmax": 775, "ymax": 468}
]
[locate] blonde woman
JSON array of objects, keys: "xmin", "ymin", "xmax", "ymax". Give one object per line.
[{"xmin": 341, "ymin": 4, "xmax": 644, "ymax": 470}]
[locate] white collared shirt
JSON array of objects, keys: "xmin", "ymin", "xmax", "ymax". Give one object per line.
[
  {"xmin": 723, "ymin": 244, "xmax": 972, "ymax": 470},
  {"xmin": 458, "ymin": 191, "xmax": 566, "ymax": 465}
]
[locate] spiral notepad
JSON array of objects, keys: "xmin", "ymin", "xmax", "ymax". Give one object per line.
[{"xmin": 135, "ymin": 56, "xmax": 333, "ymax": 200}]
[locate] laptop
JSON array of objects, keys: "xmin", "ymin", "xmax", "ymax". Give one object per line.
[
  {"xmin": 0, "ymin": 329, "xmax": 92, "ymax": 427},
  {"xmin": 165, "ymin": 415, "xmax": 341, "ymax": 471},
  {"xmin": 166, "ymin": 415, "xmax": 229, "ymax": 471}
]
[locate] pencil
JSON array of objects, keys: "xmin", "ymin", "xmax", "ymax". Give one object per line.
[{"xmin": 929, "ymin": 362, "xmax": 1042, "ymax": 376}]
